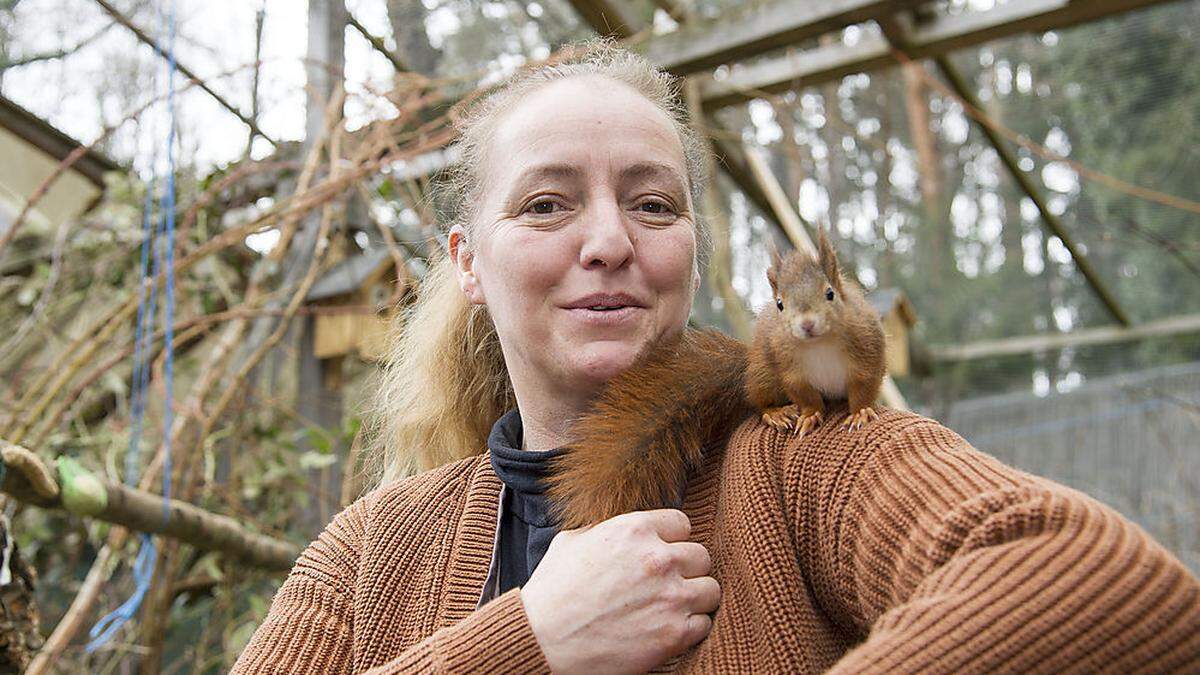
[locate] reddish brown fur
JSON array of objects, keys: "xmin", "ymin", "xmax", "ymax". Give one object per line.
[
  {"xmin": 545, "ymin": 329, "xmax": 752, "ymax": 529},
  {"xmin": 747, "ymin": 230, "xmax": 885, "ymax": 420},
  {"xmin": 546, "ymin": 231, "xmax": 886, "ymax": 529}
]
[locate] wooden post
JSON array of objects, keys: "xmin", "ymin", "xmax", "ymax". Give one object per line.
[{"xmin": 297, "ymin": 0, "xmax": 348, "ymax": 537}]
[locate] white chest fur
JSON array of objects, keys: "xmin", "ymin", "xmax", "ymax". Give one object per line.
[{"xmin": 797, "ymin": 340, "xmax": 849, "ymax": 398}]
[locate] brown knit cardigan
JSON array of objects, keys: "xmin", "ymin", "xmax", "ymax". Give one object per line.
[{"xmin": 232, "ymin": 409, "xmax": 1200, "ymax": 673}]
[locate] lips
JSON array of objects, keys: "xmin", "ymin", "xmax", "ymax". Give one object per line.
[
  {"xmin": 561, "ymin": 292, "xmax": 647, "ymax": 327},
  {"xmin": 562, "ymin": 292, "xmax": 647, "ymax": 311}
]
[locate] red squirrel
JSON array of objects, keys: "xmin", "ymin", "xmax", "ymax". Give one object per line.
[{"xmin": 546, "ymin": 228, "xmax": 887, "ymax": 529}]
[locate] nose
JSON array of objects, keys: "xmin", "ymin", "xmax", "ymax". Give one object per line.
[
  {"xmin": 801, "ymin": 319, "xmax": 815, "ymax": 334},
  {"xmin": 579, "ymin": 198, "xmax": 634, "ymax": 270}
]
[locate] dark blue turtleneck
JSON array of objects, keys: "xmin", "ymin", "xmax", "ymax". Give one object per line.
[{"xmin": 486, "ymin": 408, "xmax": 567, "ymax": 594}]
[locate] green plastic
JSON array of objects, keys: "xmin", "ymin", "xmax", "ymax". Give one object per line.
[{"xmin": 56, "ymin": 456, "xmax": 107, "ymax": 516}]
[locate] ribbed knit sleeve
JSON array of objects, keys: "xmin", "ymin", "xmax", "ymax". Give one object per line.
[
  {"xmin": 794, "ymin": 413, "xmax": 1200, "ymax": 673},
  {"xmin": 361, "ymin": 589, "xmax": 549, "ymax": 674},
  {"xmin": 231, "ymin": 485, "xmax": 551, "ymax": 674},
  {"xmin": 231, "ymin": 495, "xmax": 368, "ymax": 674}
]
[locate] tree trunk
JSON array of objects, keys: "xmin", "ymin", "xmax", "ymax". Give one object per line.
[{"xmin": 387, "ymin": 0, "xmax": 440, "ymax": 77}]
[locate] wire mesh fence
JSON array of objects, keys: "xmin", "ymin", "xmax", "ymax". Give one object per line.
[{"xmin": 933, "ymin": 360, "xmax": 1200, "ymax": 574}]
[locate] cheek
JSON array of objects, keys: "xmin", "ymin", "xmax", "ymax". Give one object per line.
[
  {"xmin": 642, "ymin": 228, "xmax": 697, "ymax": 298},
  {"xmin": 477, "ymin": 227, "xmax": 574, "ymax": 312}
]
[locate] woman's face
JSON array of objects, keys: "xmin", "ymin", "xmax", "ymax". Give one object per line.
[{"xmin": 450, "ymin": 75, "xmax": 699, "ymax": 402}]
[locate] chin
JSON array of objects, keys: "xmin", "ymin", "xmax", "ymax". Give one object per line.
[{"xmin": 568, "ymin": 341, "xmax": 645, "ymax": 384}]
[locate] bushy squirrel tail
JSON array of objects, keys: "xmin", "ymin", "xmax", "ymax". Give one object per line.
[{"xmin": 546, "ymin": 328, "xmax": 752, "ymax": 529}]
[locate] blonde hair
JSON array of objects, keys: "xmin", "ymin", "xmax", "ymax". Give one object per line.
[{"xmin": 364, "ymin": 38, "xmax": 712, "ymax": 486}]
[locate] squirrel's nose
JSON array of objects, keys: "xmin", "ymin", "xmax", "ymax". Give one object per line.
[{"xmin": 801, "ymin": 319, "xmax": 815, "ymax": 334}]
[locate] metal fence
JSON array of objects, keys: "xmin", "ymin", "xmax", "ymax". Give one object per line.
[{"xmin": 926, "ymin": 361, "xmax": 1200, "ymax": 574}]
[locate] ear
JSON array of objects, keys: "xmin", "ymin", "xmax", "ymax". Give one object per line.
[
  {"xmin": 766, "ymin": 238, "xmax": 781, "ymax": 291},
  {"xmin": 448, "ymin": 225, "xmax": 486, "ymax": 305},
  {"xmin": 816, "ymin": 227, "xmax": 843, "ymax": 292}
]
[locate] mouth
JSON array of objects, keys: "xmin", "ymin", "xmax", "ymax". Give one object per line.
[
  {"xmin": 562, "ymin": 293, "xmax": 647, "ymax": 325},
  {"xmin": 563, "ymin": 293, "xmax": 647, "ymax": 312}
]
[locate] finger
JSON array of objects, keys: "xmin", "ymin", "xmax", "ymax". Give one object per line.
[
  {"xmin": 642, "ymin": 508, "xmax": 692, "ymax": 543},
  {"xmin": 682, "ymin": 576, "xmax": 721, "ymax": 614},
  {"xmin": 682, "ymin": 613, "xmax": 713, "ymax": 649},
  {"xmin": 669, "ymin": 541, "xmax": 712, "ymax": 578}
]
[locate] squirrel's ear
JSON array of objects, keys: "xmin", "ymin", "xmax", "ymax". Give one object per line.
[
  {"xmin": 816, "ymin": 227, "xmax": 842, "ymax": 290},
  {"xmin": 766, "ymin": 239, "xmax": 782, "ymax": 290}
]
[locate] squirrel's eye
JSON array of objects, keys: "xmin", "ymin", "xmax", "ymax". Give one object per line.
[
  {"xmin": 825, "ymin": 287, "xmax": 835, "ymax": 301},
  {"xmin": 776, "ymin": 298, "xmax": 784, "ymax": 311}
]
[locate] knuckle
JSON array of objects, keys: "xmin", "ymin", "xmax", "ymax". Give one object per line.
[
  {"xmin": 639, "ymin": 549, "xmax": 672, "ymax": 577},
  {"xmin": 658, "ymin": 617, "xmax": 689, "ymax": 650},
  {"xmin": 660, "ymin": 580, "xmax": 688, "ymax": 608}
]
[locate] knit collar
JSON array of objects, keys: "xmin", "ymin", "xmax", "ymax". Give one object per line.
[{"xmin": 486, "ymin": 408, "xmax": 569, "ymax": 498}]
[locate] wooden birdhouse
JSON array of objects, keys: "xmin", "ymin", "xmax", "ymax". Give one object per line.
[
  {"xmin": 305, "ymin": 248, "xmax": 408, "ymax": 361},
  {"xmin": 0, "ymin": 94, "xmax": 118, "ymax": 234},
  {"xmin": 867, "ymin": 288, "xmax": 917, "ymax": 377}
]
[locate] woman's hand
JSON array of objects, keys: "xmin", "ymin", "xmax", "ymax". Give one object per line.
[{"xmin": 520, "ymin": 509, "xmax": 720, "ymax": 674}]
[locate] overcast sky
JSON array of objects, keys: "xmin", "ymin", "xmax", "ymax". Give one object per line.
[{"xmin": 4, "ymin": 0, "xmax": 404, "ymax": 171}]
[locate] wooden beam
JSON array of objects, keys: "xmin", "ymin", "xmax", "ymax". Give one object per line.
[
  {"xmin": 928, "ymin": 314, "xmax": 1200, "ymax": 363},
  {"xmin": 378, "ymin": 0, "xmax": 1180, "ymax": 214},
  {"xmin": 699, "ymin": 0, "xmax": 1182, "ymax": 110},
  {"xmin": 870, "ymin": 12, "xmax": 1131, "ymax": 327},
  {"xmin": 685, "ymin": 80, "xmax": 754, "ymax": 340},
  {"xmin": 930, "ymin": 54, "xmax": 1131, "ymax": 326},
  {"xmin": 643, "ymin": 0, "xmax": 921, "ymax": 75},
  {"xmin": 650, "ymin": 0, "xmax": 689, "ymax": 25},
  {"xmin": 704, "ymin": 126, "xmax": 790, "ymax": 233},
  {"xmin": 742, "ymin": 145, "xmax": 815, "ymax": 253},
  {"xmin": 91, "ymin": 0, "xmax": 277, "ymax": 146},
  {"xmin": 563, "ymin": 0, "xmax": 646, "ymax": 38}
]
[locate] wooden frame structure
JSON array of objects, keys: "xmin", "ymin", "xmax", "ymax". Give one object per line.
[
  {"xmin": 569, "ymin": 0, "xmax": 1187, "ymax": 331},
  {"xmin": 44, "ymin": 0, "xmax": 1191, "ymax": 563}
]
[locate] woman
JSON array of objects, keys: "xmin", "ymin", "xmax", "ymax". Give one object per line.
[{"xmin": 233, "ymin": 41, "xmax": 1199, "ymax": 673}]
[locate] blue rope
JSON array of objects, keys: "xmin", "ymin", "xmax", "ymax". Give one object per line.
[{"xmin": 86, "ymin": 0, "xmax": 177, "ymax": 653}]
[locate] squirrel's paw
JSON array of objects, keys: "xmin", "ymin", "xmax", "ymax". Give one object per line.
[
  {"xmin": 842, "ymin": 407, "xmax": 879, "ymax": 431},
  {"xmin": 761, "ymin": 405, "xmax": 800, "ymax": 432},
  {"xmin": 794, "ymin": 409, "xmax": 824, "ymax": 437}
]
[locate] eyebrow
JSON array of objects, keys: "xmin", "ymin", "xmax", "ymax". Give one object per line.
[
  {"xmin": 617, "ymin": 161, "xmax": 689, "ymax": 197},
  {"xmin": 504, "ymin": 164, "xmax": 585, "ymax": 207},
  {"xmin": 503, "ymin": 161, "xmax": 689, "ymax": 207}
]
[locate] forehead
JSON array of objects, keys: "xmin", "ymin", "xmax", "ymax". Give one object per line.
[
  {"xmin": 775, "ymin": 251, "xmax": 824, "ymax": 287},
  {"xmin": 482, "ymin": 76, "xmax": 688, "ymax": 192}
]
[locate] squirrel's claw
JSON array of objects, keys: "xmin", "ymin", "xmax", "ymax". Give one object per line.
[
  {"xmin": 843, "ymin": 407, "xmax": 879, "ymax": 431},
  {"xmin": 794, "ymin": 409, "xmax": 824, "ymax": 437},
  {"xmin": 761, "ymin": 405, "xmax": 800, "ymax": 432}
]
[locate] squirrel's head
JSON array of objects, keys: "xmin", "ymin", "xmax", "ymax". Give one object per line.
[{"xmin": 765, "ymin": 228, "xmax": 847, "ymax": 341}]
